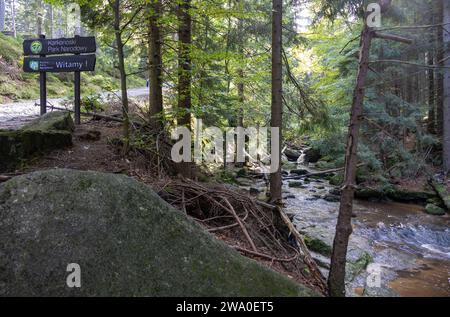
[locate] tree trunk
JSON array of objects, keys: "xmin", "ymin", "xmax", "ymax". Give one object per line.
[
  {"xmin": 328, "ymin": 22, "xmax": 374, "ymax": 297},
  {"xmin": 113, "ymin": 0, "xmax": 130, "ymax": 154},
  {"xmin": 437, "ymin": 0, "xmax": 444, "ymax": 137},
  {"xmin": 428, "ymin": 50, "xmax": 436, "ymax": 134},
  {"xmin": 36, "ymin": 0, "xmax": 43, "ymax": 35},
  {"xmin": 148, "ymin": 0, "xmax": 163, "ymax": 129},
  {"xmin": 10, "ymin": 0, "xmax": 16, "ymax": 37},
  {"xmin": 0, "ymin": 0, "xmax": 5, "ymax": 32},
  {"xmin": 48, "ymin": 4, "xmax": 53, "ymax": 38},
  {"xmin": 269, "ymin": 0, "xmax": 283, "ymax": 203},
  {"xmin": 442, "ymin": 0, "xmax": 450, "ymax": 172},
  {"xmin": 177, "ymin": 0, "xmax": 192, "ymax": 178},
  {"xmin": 237, "ymin": 0, "xmax": 244, "ymax": 129}
]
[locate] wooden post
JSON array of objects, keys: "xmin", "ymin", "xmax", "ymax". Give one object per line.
[
  {"xmin": 74, "ymin": 35, "xmax": 81, "ymax": 125},
  {"xmin": 39, "ymin": 34, "xmax": 47, "ymax": 116}
]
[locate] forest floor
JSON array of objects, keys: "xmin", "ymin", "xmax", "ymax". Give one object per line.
[{"xmin": 16, "ymin": 118, "xmax": 326, "ymax": 295}]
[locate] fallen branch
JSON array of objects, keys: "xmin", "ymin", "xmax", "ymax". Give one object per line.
[
  {"xmin": 220, "ymin": 197, "xmax": 257, "ymax": 252},
  {"xmin": 260, "ymin": 202, "xmax": 327, "ymax": 290},
  {"xmin": 284, "ymin": 164, "xmax": 365, "ymax": 180},
  {"xmin": 39, "ymin": 104, "xmax": 127, "ymax": 123},
  {"xmin": 155, "ymin": 179, "xmax": 328, "ymax": 295},
  {"xmin": 0, "ymin": 172, "xmax": 22, "ymax": 183},
  {"xmin": 233, "ymin": 246, "xmax": 299, "ymax": 263},
  {"xmin": 0, "ymin": 175, "xmax": 13, "ymax": 183},
  {"xmin": 373, "ymin": 32, "xmax": 413, "ymax": 44}
]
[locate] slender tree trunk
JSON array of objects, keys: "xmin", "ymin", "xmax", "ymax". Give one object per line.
[
  {"xmin": 0, "ymin": 0, "xmax": 6, "ymax": 32},
  {"xmin": 437, "ymin": 0, "xmax": 444, "ymax": 137},
  {"xmin": 428, "ymin": 50, "xmax": 436, "ymax": 134},
  {"xmin": 36, "ymin": 0, "xmax": 43, "ymax": 35},
  {"xmin": 10, "ymin": 0, "xmax": 16, "ymax": 37},
  {"xmin": 269, "ymin": 0, "xmax": 283, "ymax": 203},
  {"xmin": 328, "ymin": 21, "xmax": 374, "ymax": 298},
  {"xmin": 48, "ymin": 4, "xmax": 53, "ymax": 38},
  {"xmin": 112, "ymin": 0, "xmax": 130, "ymax": 153},
  {"xmin": 148, "ymin": 0, "xmax": 163, "ymax": 129},
  {"xmin": 442, "ymin": 0, "xmax": 450, "ymax": 172},
  {"xmin": 177, "ymin": 0, "xmax": 192, "ymax": 178},
  {"xmin": 237, "ymin": 0, "xmax": 244, "ymax": 129}
]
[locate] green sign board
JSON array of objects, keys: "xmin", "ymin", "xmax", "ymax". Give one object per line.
[
  {"xmin": 23, "ymin": 55, "xmax": 96, "ymax": 73},
  {"xmin": 23, "ymin": 36, "xmax": 97, "ymax": 56}
]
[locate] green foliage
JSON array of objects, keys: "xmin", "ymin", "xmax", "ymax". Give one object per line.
[
  {"xmin": 0, "ymin": 33, "xmax": 22, "ymax": 64},
  {"xmin": 81, "ymin": 94, "xmax": 104, "ymax": 112}
]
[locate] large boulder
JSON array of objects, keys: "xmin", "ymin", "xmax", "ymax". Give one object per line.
[
  {"xmin": 0, "ymin": 112, "xmax": 74, "ymax": 172},
  {"xmin": 284, "ymin": 148, "xmax": 301, "ymax": 161},
  {"xmin": 303, "ymin": 148, "xmax": 322, "ymax": 164},
  {"xmin": 0, "ymin": 169, "xmax": 317, "ymax": 297}
]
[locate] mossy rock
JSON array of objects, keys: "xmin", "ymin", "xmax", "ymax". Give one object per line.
[
  {"xmin": 354, "ymin": 187, "xmax": 384, "ymax": 200},
  {"xmin": 355, "ymin": 186, "xmax": 435, "ymax": 204},
  {"xmin": 431, "ymin": 181, "xmax": 450, "ymax": 211},
  {"xmin": 386, "ymin": 188, "xmax": 435, "ymax": 204},
  {"xmin": 288, "ymin": 181, "xmax": 306, "ymax": 188},
  {"xmin": 0, "ymin": 169, "xmax": 318, "ymax": 297},
  {"xmin": 304, "ymin": 236, "xmax": 332, "ymax": 257},
  {"xmin": 291, "ymin": 169, "xmax": 309, "ymax": 176},
  {"xmin": 22, "ymin": 111, "xmax": 75, "ymax": 132},
  {"xmin": 329, "ymin": 173, "xmax": 343, "ymax": 186},
  {"xmin": 0, "ymin": 112, "xmax": 73, "ymax": 172},
  {"xmin": 425, "ymin": 204, "xmax": 446, "ymax": 216},
  {"xmin": 346, "ymin": 252, "xmax": 373, "ymax": 281}
]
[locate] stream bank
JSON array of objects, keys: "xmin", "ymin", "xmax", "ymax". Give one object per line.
[{"xmin": 235, "ymin": 156, "xmax": 450, "ymax": 297}]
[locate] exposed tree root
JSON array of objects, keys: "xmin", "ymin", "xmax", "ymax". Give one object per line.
[{"xmin": 154, "ymin": 178, "xmax": 328, "ymax": 295}]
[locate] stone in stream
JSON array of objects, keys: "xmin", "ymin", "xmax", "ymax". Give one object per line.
[
  {"xmin": 0, "ymin": 112, "xmax": 74, "ymax": 172},
  {"xmin": 288, "ymin": 181, "xmax": 306, "ymax": 188},
  {"xmin": 329, "ymin": 188, "xmax": 341, "ymax": 196},
  {"xmin": 0, "ymin": 169, "xmax": 317, "ymax": 297},
  {"xmin": 425, "ymin": 204, "xmax": 446, "ymax": 216},
  {"xmin": 323, "ymin": 194, "xmax": 340, "ymax": 203},
  {"xmin": 290, "ymin": 169, "xmax": 309, "ymax": 176},
  {"xmin": 284, "ymin": 148, "xmax": 301, "ymax": 161},
  {"xmin": 303, "ymin": 148, "xmax": 322, "ymax": 164},
  {"xmin": 249, "ymin": 187, "xmax": 260, "ymax": 195}
]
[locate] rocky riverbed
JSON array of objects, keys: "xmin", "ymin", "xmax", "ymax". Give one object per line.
[{"xmin": 237, "ymin": 161, "xmax": 450, "ymax": 297}]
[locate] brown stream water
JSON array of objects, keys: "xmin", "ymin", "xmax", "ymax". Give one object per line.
[{"xmin": 245, "ymin": 165, "xmax": 450, "ymax": 297}]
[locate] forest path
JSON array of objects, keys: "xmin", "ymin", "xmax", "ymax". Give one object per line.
[{"xmin": 0, "ymin": 87, "xmax": 149, "ymax": 129}]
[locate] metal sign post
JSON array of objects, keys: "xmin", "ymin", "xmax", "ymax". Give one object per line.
[
  {"xmin": 74, "ymin": 36, "xmax": 81, "ymax": 125},
  {"xmin": 39, "ymin": 34, "xmax": 46, "ymax": 116},
  {"xmin": 23, "ymin": 35, "xmax": 97, "ymax": 125}
]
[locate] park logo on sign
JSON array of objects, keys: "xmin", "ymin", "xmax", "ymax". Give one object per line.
[
  {"xmin": 30, "ymin": 41, "xmax": 43, "ymax": 54},
  {"xmin": 29, "ymin": 60, "xmax": 39, "ymax": 71}
]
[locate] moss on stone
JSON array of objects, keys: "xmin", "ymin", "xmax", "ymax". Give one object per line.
[
  {"xmin": 355, "ymin": 186, "xmax": 435, "ymax": 204},
  {"xmin": 22, "ymin": 111, "xmax": 75, "ymax": 132},
  {"xmin": 346, "ymin": 252, "xmax": 373, "ymax": 281},
  {"xmin": 431, "ymin": 181, "xmax": 450, "ymax": 212},
  {"xmin": 0, "ymin": 112, "xmax": 73, "ymax": 172},
  {"xmin": 0, "ymin": 169, "xmax": 319, "ymax": 297},
  {"xmin": 329, "ymin": 174, "xmax": 343, "ymax": 186},
  {"xmin": 425, "ymin": 204, "xmax": 446, "ymax": 216},
  {"xmin": 304, "ymin": 236, "xmax": 332, "ymax": 257}
]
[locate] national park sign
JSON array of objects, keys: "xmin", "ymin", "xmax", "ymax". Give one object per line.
[
  {"xmin": 23, "ymin": 36, "xmax": 96, "ymax": 56},
  {"xmin": 23, "ymin": 35, "xmax": 97, "ymax": 125},
  {"xmin": 23, "ymin": 55, "xmax": 96, "ymax": 73}
]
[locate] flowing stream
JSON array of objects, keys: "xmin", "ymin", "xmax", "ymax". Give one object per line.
[{"xmin": 241, "ymin": 162, "xmax": 450, "ymax": 297}]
